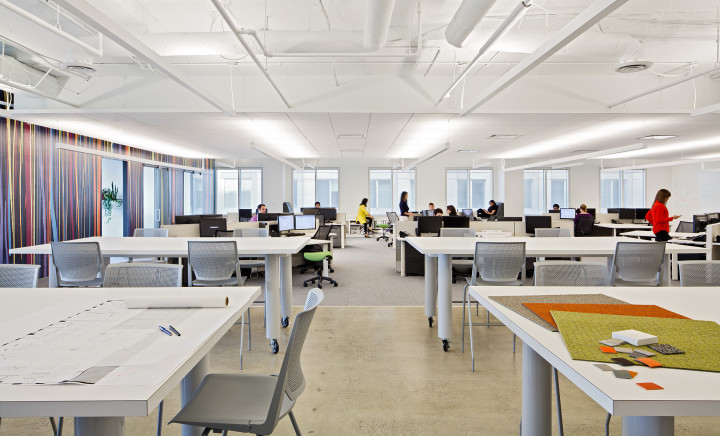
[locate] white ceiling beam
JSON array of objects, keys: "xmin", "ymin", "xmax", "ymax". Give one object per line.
[
  {"xmin": 459, "ymin": 0, "xmax": 629, "ymax": 116},
  {"xmin": 252, "ymin": 145, "xmax": 302, "ymax": 170},
  {"xmin": 404, "ymin": 143, "xmax": 450, "ymax": 170},
  {"xmin": 0, "ymin": 79, "xmax": 78, "ymax": 108},
  {"xmin": 503, "ymin": 143, "xmax": 645, "ymax": 171},
  {"xmin": 602, "ymin": 157, "xmax": 720, "ymax": 171},
  {"xmin": 52, "ymin": 0, "xmax": 236, "ymax": 116}
]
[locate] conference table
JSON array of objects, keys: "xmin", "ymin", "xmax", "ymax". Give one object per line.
[
  {"xmin": 9, "ymin": 236, "xmax": 310, "ymax": 353},
  {"xmin": 468, "ymin": 285, "xmax": 720, "ymax": 436},
  {"xmin": 405, "ymin": 236, "xmax": 708, "ymax": 351},
  {"xmin": 0, "ymin": 286, "xmax": 260, "ymax": 436}
]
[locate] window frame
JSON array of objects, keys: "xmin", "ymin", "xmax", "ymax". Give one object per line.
[
  {"xmin": 600, "ymin": 169, "xmax": 646, "ymax": 212},
  {"xmin": 445, "ymin": 168, "xmax": 494, "ymax": 211},
  {"xmin": 292, "ymin": 168, "xmax": 339, "ymax": 210},
  {"xmin": 214, "ymin": 167, "xmax": 263, "ymax": 214},
  {"xmin": 523, "ymin": 168, "xmax": 569, "ymax": 215},
  {"xmin": 368, "ymin": 168, "xmax": 416, "ymax": 216}
]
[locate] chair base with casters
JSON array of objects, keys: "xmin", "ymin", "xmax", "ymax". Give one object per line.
[
  {"xmin": 302, "ymin": 251, "xmax": 337, "ymax": 289},
  {"xmin": 376, "ymin": 223, "xmax": 391, "ymax": 246}
]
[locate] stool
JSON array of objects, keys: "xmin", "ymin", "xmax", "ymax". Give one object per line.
[
  {"xmin": 302, "ymin": 251, "xmax": 337, "ymax": 289},
  {"xmin": 377, "ymin": 223, "xmax": 391, "ymax": 246}
]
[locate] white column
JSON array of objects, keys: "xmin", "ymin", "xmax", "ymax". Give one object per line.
[
  {"xmin": 181, "ymin": 355, "xmax": 210, "ymax": 436},
  {"xmin": 265, "ymin": 254, "xmax": 281, "ymax": 340},
  {"xmin": 74, "ymin": 417, "xmax": 124, "ymax": 436},
  {"xmin": 424, "ymin": 255, "xmax": 437, "ymax": 318},
  {"xmin": 522, "ymin": 343, "xmax": 551, "ymax": 436},
  {"xmin": 622, "ymin": 416, "xmax": 674, "ymax": 436},
  {"xmin": 437, "ymin": 254, "xmax": 452, "ymax": 340}
]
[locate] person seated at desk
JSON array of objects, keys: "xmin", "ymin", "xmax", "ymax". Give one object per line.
[
  {"xmin": 428, "ymin": 202, "xmax": 435, "ymax": 211},
  {"xmin": 357, "ymin": 197, "xmax": 374, "ymax": 238},
  {"xmin": 574, "ymin": 204, "xmax": 594, "ymax": 236},
  {"xmin": 646, "ymin": 189, "xmax": 681, "ymax": 242},
  {"xmin": 250, "ymin": 203, "xmax": 266, "ymax": 222},
  {"xmin": 477, "ymin": 199, "xmax": 499, "ymax": 218},
  {"xmin": 552, "ymin": 203, "xmax": 560, "ymax": 210},
  {"xmin": 315, "ymin": 201, "xmax": 321, "ymax": 207},
  {"xmin": 434, "ymin": 208, "xmax": 443, "ymax": 216},
  {"xmin": 399, "ymin": 191, "xmax": 413, "ymax": 217},
  {"xmin": 446, "ymin": 205, "xmax": 458, "ymax": 216}
]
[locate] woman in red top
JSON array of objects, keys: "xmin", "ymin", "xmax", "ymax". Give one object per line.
[{"xmin": 645, "ymin": 189, "xmax": 681, "ymax": 241}]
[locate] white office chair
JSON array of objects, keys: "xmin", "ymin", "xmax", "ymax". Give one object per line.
[
  {"xmin": 679, "ymin": 260, "xmax": 720, "ymax": 286},
  {"xmin": 131, "ymin": 228, "xmax": 169, "ymax": 262},
  {"xmin": 611, "ymin": 241, "xmax": 666, "ymax": 286}
]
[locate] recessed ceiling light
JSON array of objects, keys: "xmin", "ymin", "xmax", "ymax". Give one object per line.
[
  {"xmin": 489, "ymin": 134, "xmax": 520, "ymax": 139},
  {"xmin": 457, "ymin": 149, "xmax": 479, "ymax": 153},
  {"xmin": 639, "ymin": 135, "xmax": 677, "ymax": 140},
  {"xmin": 337, "ymin": 134, "xmax": 366, "ymax": 139}
]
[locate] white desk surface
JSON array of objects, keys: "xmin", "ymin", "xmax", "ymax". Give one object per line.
[
  {"xmin": 620, "ymin": 230, "xmax": 704, "ymax": 239},
  {"xmin": 10, "ymin": 236, "xmax": 310, "ymax": 257},
  {"xmin": 0, "ymin": 286, "xmax": 260, "ymax": 418},
  {"xmin": 596, "ymin": 223, "xmax": 653, "ymax": 229},
  {"xmin": 468, "ymin": 286, "xmax": 720, "ymax": 417},
  {"xmin": 405, "ymin": 236, "xmax": 707, "ymax": 257}
]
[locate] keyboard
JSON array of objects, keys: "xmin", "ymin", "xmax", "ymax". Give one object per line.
[{"xmin": 285, "ymin": 232, "xmax": 306, "ymax": 237}]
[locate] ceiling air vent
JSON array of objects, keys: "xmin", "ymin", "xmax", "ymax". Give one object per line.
[
  {"xmin": 614, "ymin": 61, "xmax": 653, "ymax": 74},
  {"xmin": 59, "ymin": 61, "xmax": 96, "ymax": 74}
]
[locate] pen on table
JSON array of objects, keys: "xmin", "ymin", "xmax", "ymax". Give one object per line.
[
  {"xmin": 159, "ymin": 326, "xmax": 173, "ymax": 336},
  {"xmin": 168, "ymin": 325, "xmax": 181, "ymax": 336}
]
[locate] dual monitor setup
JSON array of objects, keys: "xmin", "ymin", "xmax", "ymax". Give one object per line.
[
  {"xmin": 416, "ymin": 216, "xmax": 471, "ymax": 235},
  {"xmin": 691, "ymin": 213, "xmax": 720, "ymax": 233},
  {"xmin": 549, "ymin": 208, "xmax": 597, "ymax": 220},
  {"xmin": 606, "ymin": 208, "xmax": 650, "ymax": 223},
  {"xmin": 277, "ymin": 214, "xmax": 317, "ymax": 233},
  {"xmin": 419, "ymin": 209, "xmax": 479, "ymax": 218}
]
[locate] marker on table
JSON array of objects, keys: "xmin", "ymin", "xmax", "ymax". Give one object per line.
[
  {"xmin": 168, "ymin": 325, "xmax": 181, "ymax": 336},
  {"xmin": 159, "ymin": 326, "xmax": 173, "ymax": 336}
]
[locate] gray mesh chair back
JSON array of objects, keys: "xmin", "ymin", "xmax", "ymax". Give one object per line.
[
  {"xmin": 387, "ymin": 212, "xmax": 399, "ymax": 224},
  {"xmin": 133, "ymin": 228, "xmax": 169, "ymax": 237},
  {"xmin": 233, "ymin": 228, "xmax": 269, "ymax": 237},
  {"xmin": 470, "ymin": 241, "xmax": 525, "ymax": 285},
  {"xmin": 439, "ymin": 228, "xmax": 475, "ymax": 237},
  {"xmin": 534, "ymin": 261, "xmax": 610, "ymax": 286},
  {"xmin": 679, "ymin": 261, "xmax": 720, "ymax": 286},
  {"xmin": 50, "ymin": 242, "xmax": 104, "ymax": 286},
  {"xmin": 676, "ymin": 221, "xmax": 693, "ymax": 233},
  {"xmin": 215, "ymin": 230, "xmax": 234, "ymax": 237},
  {"xmin": 0, "ymin": 264, "xmax": 41, "ymax": 287},
  {"xmin": 611, "ymin": 241, "xmax": 666, "ymax": 286},
  {"xmin": 104, "ymin": 264, "xmax": 182, "ymax": 287},
  {"xmin": 535, "ymin": 228, "xmax": 570, "ymax": 238},
  {"xmin": 187, "ymin": 241, "xmax": 240, "ymax": 285},
  {"xmin": 313, "ymin": 225, "xmax": 332, "ymax": 241}
]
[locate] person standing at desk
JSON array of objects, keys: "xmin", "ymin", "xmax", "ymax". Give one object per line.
[
  {"xmin": 250, "ymin": 203, "xmax": 266, "ymax": 222},
  {"xmin": 477, "ymin": 199, "xmax": 499, "ymax": 218},
  {"xmin": 357, "ymin": 198, "xmax": 374, "ymax": 238},
  {"xmin": 646, "ymin": 189, "xmax": 681, "ymax": 242},
  {"xmin": 399, "ymin": 191, "xmax": 413, "ymax": 217}
]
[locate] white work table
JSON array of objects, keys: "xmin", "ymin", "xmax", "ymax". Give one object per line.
[
  {"xmin": 595, "ymin": 223, "xmax": 652, "ymax": 236},
  {"xmin": 468, "ymin": 285, "xmax": 720, "ymax": 436},
  {"xmin": 405, "ymin": 236, "xmax": 708, "ymax": 350},
  {"xmin": 620, "ymin": 230, "xmax": 704, "ymax": 241},
  {"xmin": 10, "ymin": 236, "xmax": 309, "ymax": 353},
  {"xmin": 0, "ymin": 286, "xmax": 260, "ymax": 436}
]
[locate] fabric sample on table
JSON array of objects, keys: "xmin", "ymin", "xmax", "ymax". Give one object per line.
[
  {"xmin": 522, "ymin": 303, "xmax": 689, "ymax": 329},
  {"xmin": 637, "ymin": 382, "xmax": 664, "ymax": 390},
  {"xmin": 488, "ymin": 294, "xmax": 628, "ymax": 331},
  {"xmin": 552, "ymin": 311, "xmax": 720, "ymax": 372},
  {"xmin": 648, "ymin": 344, "xmax": 685, "ymax": 355}
]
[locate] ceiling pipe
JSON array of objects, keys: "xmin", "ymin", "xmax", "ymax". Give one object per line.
[
  {"xmin": 459, "ymin": 0, "xmax": 630, "ymax": 116},
  {"xmin": 436, "ymin": 0, "xmax": 532, "ymax": 105},
  {"xmin": 210, "ymin": 0, "xmax": 291, "ymax": 108},
  {"xmin": 363, "ymin": 0, "xmax": 396, "ymax": 50},
  {"xmin": 445, "ymin": 0, "xmax": 499, "ymax": 48},
  {"xmin": 0, "ymin": 77, "xmax": 77, "ymax": 107}
]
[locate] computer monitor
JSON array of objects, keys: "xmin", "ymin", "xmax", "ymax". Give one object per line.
[
  {"xmin": 559, "ymin": 208, "xmax": 575, "ymax": 219},
  {"xmin": 317, "ymin": 207, "xmax": 337, "ymax": 221},
  {"xmin": 586, "ymin": 208, "xmax": 596, "ymax": 219},
  {"xmin": 442, "ymin": 216, "xmax": 470, "ymax": 228},
  {"xmin": 618, "ymin": 208, "xmax": 635, "ymax": 220},
  {"xmin": 635, "ymin": 208, "xmax": 650, "ymax": 221},
  {"xmin": 257, "ymin": 212, "xmax": 291, "ymax": 222},
  {"xmin": 421, "ymin": 209, "xmax": 433, "ymax": 216},
  {"xmin": 525, "ymin": 215, "xmax": 552, "ymax": 234},
  {"xmin": 707, "ymin": 213, "xmax": 720, "ymax": 224},
  {"xmin": 693, "ymin": 214, "xmax": 709, "ymax": 233},
  {"xmin": 175, "ymin": 215, "xmax": 201, "ymax": 224},
  {"xmin": 607, "ymin": 208, "xmax": 620, "ymax": 214},
  {"xmin": 548, "ymin": 209, "xmax": 561, "ymax": 214},
  {"xmin": 199, "ymin": 217, "xmax": 226, "ymax": 237},
  {"xmin": 277, "ymin": 214, "xmax": 294, "ymax": 232},
  {"xmin": 282, "ymin": 202, "xmax": 293, "ymax": 213},
  {"xmin": 461, "ymin": 208, "xmax": 473, "ymax": 218},
  {"xmin": 238, "ymin": 209, "xmax": 253, "ymax": 219},
  {"xmin": 417, "ymin": 216, "xmax": 443, "ymax": 236},
  {"xmin": 301, "ymin": 207, "xmax": 319, "ymax": 216},
  {"xmin": 294, "ymin": 214, "xmax": 316, "ymax": 230},
  {"xmin": 201, "ymin": 214, "xmax": 222, "ymax": 219}
]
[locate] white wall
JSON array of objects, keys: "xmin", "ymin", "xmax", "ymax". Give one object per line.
[{"xmin": 670, "ymin": 162, "xmax": 720, "ymax": 221}]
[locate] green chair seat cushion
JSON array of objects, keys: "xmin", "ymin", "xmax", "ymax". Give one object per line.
[
  {"xmin": 378, "ymin": 224, "xmax": 390, "ymax": 229},
  {"xmin": 304, "ymin": 251, "xmax": 332, "ymax": 262}
]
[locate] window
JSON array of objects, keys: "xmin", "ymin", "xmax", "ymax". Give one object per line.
[
  {"xmin": 601, "ymin": 169, "xmax": 645, "ymax": 212},
  {"xmin": 215, "ymin": 168, "xmax": 263, "ymax": 214},
  {"xmin": 446, "ymin": 169, "xmax": 493, "ymax": 210},
  {"xmin": 523, "ymin": 169, "xmax": 569, "ymax": 215},
  {"xmin": 292, "ymin": 169, "xmax": 338, "ymax": 209},
  {"xmin": 369, "ymin": 169, "xmax": 416, "ymax": 216},
  {"xmin": 191, "ymin": 173, "xmax": 204, "ymax": 215}
]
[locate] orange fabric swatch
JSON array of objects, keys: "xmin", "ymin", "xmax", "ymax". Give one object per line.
[
  {"xmin": 637, "ymin": 382, "xmax": 664, "ymax": 390},
  {"xmin": 522, "ymin": 303, "xmax": 689, "ymax": 329},
  {"xmin": 637, "ymin": 358, "xmax": 662, "ymax": 368},
  {"xmin": 599, "ymin": 346, "xmax": 617, "ymax": 353},
  {"xmin": 628, "ymin": 371, "xmax": 638, "ymax": 379}
]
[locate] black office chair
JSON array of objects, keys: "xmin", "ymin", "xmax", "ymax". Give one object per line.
[
  {"xmin": 574, "ymin": 215, "xmax": 594, "ymax": 236},
  {"xmin": 300, "ymin": 225, "xmax": 333, "ymax": 274},
  {"xmin": 676, "ymin": 221, "xmax": 693, "ymax": 233}
]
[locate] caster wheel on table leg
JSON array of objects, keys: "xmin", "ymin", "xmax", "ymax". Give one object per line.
[
  {"xmin": 334, "ymin": 282, "xmax": 338, "ymax": 287},
  {"xmin": 303, "ymin": 283, "xmax": 308, "ymax": 287},
  {"xmin": 428, "ymin": 317, "xmax": 433, "ymax": 328},
  {"xmin": 281, "ymin": 316, "xmax": 289, "ymax": 328},
  {"xmin": 271, "ymin": 339, "xmax": 279, "ymax": 354},
  {"xmin": 330, "ymin": 268, "xmax": 334, "ymax": 273},
  {"xmin": 318, "ymin": 284, "xmax": 322, "ymax": 289},
  {"xmin": 442, "ymin": 339, "xmax": 450, "ymax": 352}
]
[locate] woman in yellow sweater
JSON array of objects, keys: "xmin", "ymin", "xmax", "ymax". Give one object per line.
[{"xmin": 357, "ymin": 198, "xmax": 374, "ymax": 238}]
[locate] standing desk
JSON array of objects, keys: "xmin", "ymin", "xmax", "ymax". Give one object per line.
[
  {"xmin": 0, "ymin": 286, "xmax": 260, "ymax": 436},
  {"xmin": 405, "ymin": 236, "xmax": 708, "ymax": 351},
  {"xmin": 468, "ymin": 285, "xmax": 720, "ymax": 436},
  {"xmin": 10, "ymin": 236, "xmax": 309, "ymax": 353}
]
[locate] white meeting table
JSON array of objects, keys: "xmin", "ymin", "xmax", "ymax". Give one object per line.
[
  {"xmin": 405, "ymin": 236, "xmax": 708, "ymax": 351},
  {"xmin": 595, "ymin": 223, "xmax": 652, "ymax": 236},
  {"xmin": 10, "ymin": 236, "xmax": 310, "ymax": 353},
  {"xmin": 468, "ymin": 285, "xmax": 720, "ymax": 436},
  {"xmin": 0, "ymin": 286, "xmax": 260, "ymax": 436}
]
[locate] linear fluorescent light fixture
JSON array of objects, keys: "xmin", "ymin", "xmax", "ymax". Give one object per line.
[
  {"xmin": 252, "ymin": 144, "xmax": 302, "ymax": 170},
  {"xmin": 472, "ymin": 161, "xmax": 492, "ymax": 169},
  {"xmin": 691, "ymin": 102, "xmax": 720, "ymax": 117},
  {"xmin": 504, "ymin": 143, "xmax": 646, "ymax": 171},
  {"xmin": 56, "ymin": 143, "xmax": 205, "ymax": 172},
  {"xmin": 552, "ymin": 162, "xmax": 584, "ymax": 169},
  {"xmin": 489, "ymin": 134, "xmax": 520, "ymax": 139},
  {"xmin": 639, "ymin": 135, "xmax": 676, "ymax": 140},
  {"xmin": 404, "ymin": 143, "xmax": 451, "ymax": 170},
  {"xmin": 457, "ymin": 149, "xmax": 480, "ymax": 153},
  {"xmin": 337, "ymin": 134, "xmax": 366, "ymax": 139},
  {"xmin": 602, "ymin": 156, "xmax": 720, "ymax": 171}
]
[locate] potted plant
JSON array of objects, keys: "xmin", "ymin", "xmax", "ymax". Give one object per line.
[{"xmin": 101, "ymin": 182, "xmax": 123, "ymax": 223}]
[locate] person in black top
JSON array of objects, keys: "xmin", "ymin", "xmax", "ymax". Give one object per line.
[
  {"xmin": 434, "ymin": 208, "xmax": 443, "ymax": 216},
  {"xmin": 478, "ymin": 200, "xmax": 499, "ymax": 218},
  {"xmin": 446, "ymin": 205, "xmax": 458, "ymax": 216},
  {"xmin": 399, "ymin": 191, "xmax": 413, "ymax": 217}
]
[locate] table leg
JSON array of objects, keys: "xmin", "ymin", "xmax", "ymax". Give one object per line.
[
  {"xmin": 181, "ymin": 355, "xmax": 210, "ymax": 436},
  {"xmin": 265, "ymin": 254, "xmax": 281, "ymax": 349},
  {"xmin": 622, "ymin": 416, "xmax": 674, "ymax": 436},
  {"xmin": 522, "ymin": 343, "xmax": 552, "ymax": 436},
  {"xmin": 49, "ymin": 254, "xmax": 58, "ymax": 288},
  {"xmin": 400, "ymin": 241, "xmax": 406, "ymax": 277},
  {"xmin": 187, "ymin": 258, "xmax": 192, "ymax": 287},
  {"xmin": 437, "ymin": 254, "xmax": 452, "ymax": 344},
  {"xmin": 424, "ymin": 255, "xmax": 437, "ymax": 322},
  {"xmin": 341, "ymin": 224, "xmax": 345, "ymax": 248},
  {"xmin": 280, "ymin": 254, "xmax": 292, "ymax": 321},
  {"xmin": 662, "ymin": 254, "xmax": 671, "ymax": 286},
  {"xmin": 74, "ymin": 417, "xmax": 124, "ymax": 436}
]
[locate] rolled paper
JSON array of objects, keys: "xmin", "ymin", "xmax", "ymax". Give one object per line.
[{"xmin": 125, "ymin": 295, "xmax": 229, "ymax": 309}]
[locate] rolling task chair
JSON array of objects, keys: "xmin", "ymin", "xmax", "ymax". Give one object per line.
[
  {"xmin": 303, "ymin": 251, "xmax": 338, "ymax": 289},
  {"xmin": 611, "ymin": 241, "xmax": 666, "ymax": 286},
  {"xmin": 679, "ymin": 260, "xmax": 720, "ymax": 286}
]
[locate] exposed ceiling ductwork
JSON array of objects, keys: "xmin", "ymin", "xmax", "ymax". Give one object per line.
[
  {"xmin": 363, "ymin": 0, "xmax": 396, "ymax": 50},
  {"xmin": 445, "ymin": 0, "xmax": 499, "ymax": 48}
]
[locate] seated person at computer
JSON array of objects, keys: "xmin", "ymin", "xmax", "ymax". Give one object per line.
[
  {"xmin": 646, "ymin": 188, "xmax": 681, "ymax": 242},
  {"xmin": 477, "ymin": 199, "xmax": 499, "ymax": 218},
  {"xmin": 552, "ymin": 204, "xmax": 560, "ymax": 210},
  {"xmin": 574, "ymin": 204, "xmax": 593, "ymax": 224},
  {"xmin": 399, "ymin": 191, "xmax": 413, "ymax": 217},
  {"xmin": 434, "ymin": 208, "xmax": 443, "ymax": 216},
  {"xmin": 250, "ymin": 203, "xmax": 266, "ymax": 222},
  {"xmin": 446, "ymin": 205, "xmax": 458, "ymax": 216},
  {"xmin": 315, "ymin": 201, "xmax": 321, "ymax": 207},
  {"xmin": 357, "ymin": 198, "xmax": 374, "ymax": 238},
  {"xmin": 428, "ymin": 202, "xmax": 435, "ymax": 211}
]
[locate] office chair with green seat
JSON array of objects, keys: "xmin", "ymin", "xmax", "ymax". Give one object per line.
[{"xmin": 303, "ymin": 251, "xmax": 337, "ymax": 288}]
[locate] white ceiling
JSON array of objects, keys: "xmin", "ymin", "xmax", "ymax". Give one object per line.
[{"xmin": 1, "ymin": 0, "xmax": 720, "ymax": 166}]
